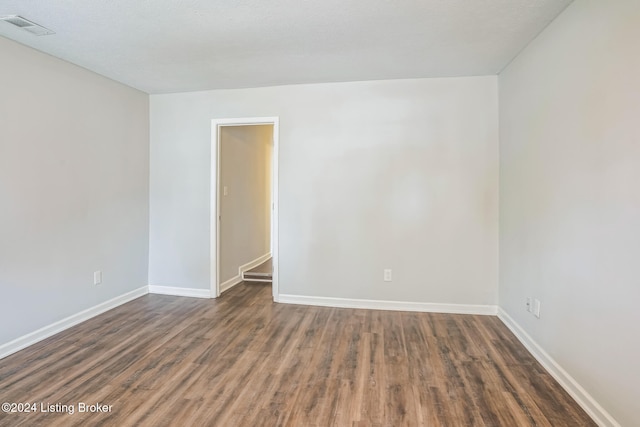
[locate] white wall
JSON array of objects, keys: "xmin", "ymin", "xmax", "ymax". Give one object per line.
[
  {"xmin": 0, "ymin": 37, "xmax": 149, "ymax": 346},
  {"xmin": 219, "ymin": 125, "xmax": 272, "ymax": 283},
  {"xmin": 499, "ymin": 1, "xmax": 640, "ymax": 425},
  {"xmin": 150, "ymin": 76, "xmax": 498, "ymax": 305}
]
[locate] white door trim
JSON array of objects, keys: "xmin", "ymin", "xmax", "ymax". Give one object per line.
[{"xmin": 210, "ymin": 117, "xmax": 279, "ymax": 301}]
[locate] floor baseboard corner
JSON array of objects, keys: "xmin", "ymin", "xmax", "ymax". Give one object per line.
[
  {"xmin": 0, "ymin": 286, "xmax": 148, "ymax": 361},
  {"xmin": 219, "ymin": 275, "xmax": 242, "ymax": 293},
  {"xmin": 497, "ymin": 308, "xmax": 620, "ymax": 427},
  {"xmin": 278, "ymin": 294, "xmax": 497, "ymax": 316},
  {"xmin": 148, "ymin": 285, "xmax": 212, "ymax": 299}
]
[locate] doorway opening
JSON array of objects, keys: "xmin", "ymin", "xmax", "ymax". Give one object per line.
[{"xmin": 210, "ymin": 117, "xmax": 279, "ymax": 301}]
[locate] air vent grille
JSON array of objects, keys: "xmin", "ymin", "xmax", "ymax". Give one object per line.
[
  {"xmin": 4, "ymin": 16, "xmax": 32, "ymax": 27},
  {"xmin": 0, "ymin": 15, "xmax": 55, "ymax": 36}
]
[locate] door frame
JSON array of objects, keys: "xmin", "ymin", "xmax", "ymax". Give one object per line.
[{"xmin": 210, "ymin": 117, "xmax": 279, "ymax": 301}]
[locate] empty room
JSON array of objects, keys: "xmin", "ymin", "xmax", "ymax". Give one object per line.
[{"xmin": 0, "ymin": 0, "xmax": 638, "ymax": 426}]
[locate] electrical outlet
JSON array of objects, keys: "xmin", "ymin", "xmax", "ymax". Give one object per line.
[
  {"xmin": 526, "ymin": 297, "xmax": 532, "ymax": 312},
  {"xmin": 383, "ymin": 269, "xmax": 392, "ymax": 282},
  {"xmin": 533, "ymin": 299, "xmax": 541, "ymax": 318},
  {"xmin": 94, "ymin": 271, "xmax": 102, "ymax": 286}
]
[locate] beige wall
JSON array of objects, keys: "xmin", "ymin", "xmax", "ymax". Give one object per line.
[
  {"xmin": 499, "ymin": 1, "xmax": 640, "ymax": 425},
  {"xmin": 219, "ymin": 125, "xmax": 272, "ymax": 283},
  {"xmin": 0, "ymin": 36, "xmax": 149, "ymax": 347},
  {"xmin": 149, "ymin": 76, "xmax": 499, "ymax": 306}
]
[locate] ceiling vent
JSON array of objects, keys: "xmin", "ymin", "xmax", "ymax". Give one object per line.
[{"xmin": 0, "ymin": 15, "xmax": 55, "ymax": 36}]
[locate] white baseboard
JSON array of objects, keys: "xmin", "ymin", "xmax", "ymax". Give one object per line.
[
  {"xmin": 240, "ymin": 252, "xmax": 271, "ymax": 274},
  {"xmin": 148, "ymin": 285, "xmax": 212, "ymax": 299},
  {"xmin": 278, "ymin": 294, "xmax": 497, "ymax": 315},
  {"xmin": 220, "ymin": 275, "xmax": 242, "ymax": 293},
  {"xmin": 497, "ymin": 308, "xmax": 620, "ymax": 427},
  {"xmin": 0, "ymin": 286, "xmax": 148, "ymax": 361},
  {"xmin": 219, "ymin": 252, "xmax": 272, "ymax": 294}
]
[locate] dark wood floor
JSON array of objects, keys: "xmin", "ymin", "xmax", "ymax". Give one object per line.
[{"xmin": 0, "ymin": 283, "xmax": 595, "ymax": 427}]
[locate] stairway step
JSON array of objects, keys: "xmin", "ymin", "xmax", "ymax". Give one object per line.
[
  {"xmin": 243, "ymin": 273, "xmax": 272, "ymax": 278},
  {"xmin": 243, "ymin": 272, "xmax": 272, "ymax": 282},
  {"xmin": 242, "ymin": 258, "xmax": 273, "ymax": 282}
]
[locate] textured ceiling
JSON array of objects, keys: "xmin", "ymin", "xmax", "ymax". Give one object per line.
[{"xmin": 0, "ymin": 0, "xmax": 572, "ymax": 94}]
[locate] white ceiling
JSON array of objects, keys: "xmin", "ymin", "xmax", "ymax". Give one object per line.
[{"xmin": 0, "ymin": 0, "xmax": 572, "ymax": 94}]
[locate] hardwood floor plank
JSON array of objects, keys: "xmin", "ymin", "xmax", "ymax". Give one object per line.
[{"xmin": 0, "ymin": 283, "xmax": 597, "ymax": 427}]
